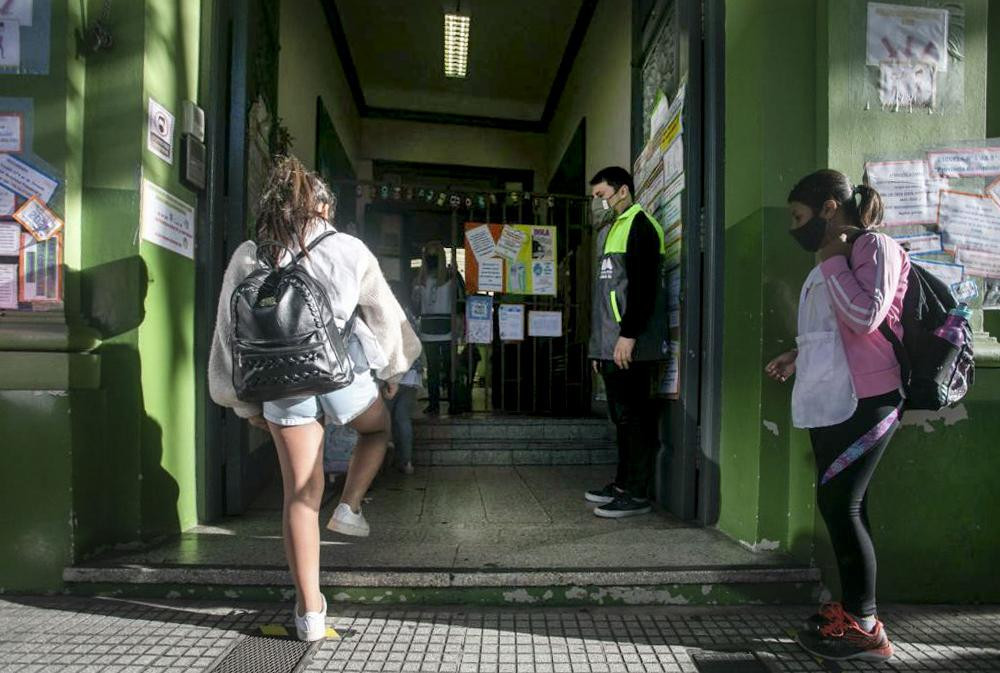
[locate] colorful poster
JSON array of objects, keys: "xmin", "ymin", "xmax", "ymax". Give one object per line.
[
  {"xmin": 13, "ymin": 196, "xmax": 62, "ymax": 241},
  {"xmin": 527, "ymin": 310, "xmax": 562, "ymax": 338},
  {"xmin": 141, "ymin": 179, "xmax": 195, "ymax": 259},
  {"xmin": 463, "ymin": 223, "xmax": 557, "ymax": 296},
  {"xmin": 18, "ymin": 232, "xmax": 61, "ymax": 303},
  {"xmin": 0, "ymin": 113, "xmax": 23, "ymax": 152},
  {"xmin": 465, "ymin": 295, "xmax": 493, "ymax": 345},
  {"xmin": 498, "ymin": 304, "xmax": 524, "ymax": 341},
  {"xmin": 0, "ymin": 153, "xmax": 58, "ymax": 202},
  {"xmin": 865, "ymin": 160, "xmax": 938, "ymax": 225},
  {"xmin": 938, "ymin": 190, "xmax": 1000, "ymax": 255}
]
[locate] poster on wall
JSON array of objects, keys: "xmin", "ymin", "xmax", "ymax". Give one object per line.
[
  {"xmin": 527, "ymin": 310, "xmax": 562, "ymax": 338},
  {"xmin": 465, "ymin": 295, "xmax": 493, "ymax": 345},
  {"xmin": 498, "ymin": 304, "xmax": 524, "ymax": 341},
  {"xmin": 0, "ymin": 153, "xmax": 58, "ymax": 203},
  {"xmin": 0, "ymin": 262, "xmax": 15, "ymax": 308},
  {"xmin": 937, "ymin": 190, "xmax": 1000, "ymax": 255},
  {"xmin": 147, "ymin": 98, "xmax": 175, "ymax": 164},
  {"xmin": 866, "ymin": 3, "xmax": 949, "ymax": 71},
  {"xmin": 463, "ymin": 223, "xmax": 557, "ymax": 296},
  {"xmin": 18, "ymin": 231, "xmax": 61, "ymax": 303},
  {"xmin": 12, "ymin": 195, "xmax": 62, "ymax": 240},
  {"xmin": 140, "ymin": 179, "xmax": 195, "ymax": 259},
  {"xmin": 864, "ymin": 159, "xmax": 940, "ymax": 225},
  {"xmin": 0, "ymin": 113, "xmax": 23, "ymax": 152}
]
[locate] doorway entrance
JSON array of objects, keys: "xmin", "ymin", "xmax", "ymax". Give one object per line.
[{"xmin": 194, "ymin": 0, "xmax": 724, "ymax": 529}]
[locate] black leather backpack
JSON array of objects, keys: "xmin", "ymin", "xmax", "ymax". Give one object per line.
[{"xmin": 230, "ymin": 231, "xmax": 358, "ymax": 402}]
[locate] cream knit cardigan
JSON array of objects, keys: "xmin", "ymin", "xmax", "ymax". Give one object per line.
[{"xmin": 208, "ymin": 223, "xmax": 422, "ymax": 419}]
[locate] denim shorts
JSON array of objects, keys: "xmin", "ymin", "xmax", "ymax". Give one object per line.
[{"xmin": 263, "ymin": 338, "xmax": 378, "ymax": 427}]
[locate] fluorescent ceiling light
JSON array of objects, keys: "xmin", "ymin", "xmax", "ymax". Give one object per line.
[{"xmin": 444, "ymin": 13, "xmax": 470, "ymax": 78}]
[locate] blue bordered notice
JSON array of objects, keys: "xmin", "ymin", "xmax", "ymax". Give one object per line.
[
  {"xmin": 892, "ymin": 232, "xmax": 944, "ymax": 254},
  {"xmin": 912, "ymin": 255, "xmax": 965, "ymax": 287},
  {"xmin": 0, "ymin": 153, "xmax": 58, "ymax": 203}
]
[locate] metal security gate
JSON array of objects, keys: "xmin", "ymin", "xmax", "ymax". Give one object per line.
[{"xmin": 338, "ymin": 181, "xmax": 596, "ymax": 417}]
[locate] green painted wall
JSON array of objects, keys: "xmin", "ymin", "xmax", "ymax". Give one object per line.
[
  {"xmin": 718, "ymin": 0, "xmax": 820, "ymax": 559},
  {"xmin": 719, "ymin": 0, "xmax": 1000, "ymax": 602},
  {"xmin": 1, "ymin": 0, "xmax": 205, "ymax": 591}
]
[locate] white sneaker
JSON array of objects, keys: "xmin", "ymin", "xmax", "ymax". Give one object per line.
[
  {"xmin": 326, "ymin": 502, "xmax": 370, "ymax": 537},
  {"xmin": 294, "ymin": 594, "xmax": 327, "ymax": 642}
]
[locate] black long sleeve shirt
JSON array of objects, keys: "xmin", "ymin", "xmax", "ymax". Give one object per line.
[{"xmin": 619, "ymin": 212, "xmax": 662, "ymax": 339}]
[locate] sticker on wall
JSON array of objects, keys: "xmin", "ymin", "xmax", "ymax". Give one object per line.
[
  {"xmin": 465, "ymin": 295, "xmax": 494, "ymax": 345},
  {"xmin": 140, "ymin": 179, "xmax": 195, "ymax": 259},
  {"xmin": 147, "ymin": 97, "xmax": 175, "ymax": 164},
  {"xmin": 0, "ymin": 112, "xmax": 23, "ymax": 152},
  {"xmin": 12, "ymin": 195, "xmax": 62, "ymax": 240},
  {"xmin": 878, "ymin": 61, "xmax": 936, "ymax": 111}
]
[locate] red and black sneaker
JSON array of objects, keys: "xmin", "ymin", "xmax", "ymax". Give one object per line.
[
  {"xmin": 802, "ymin": 602, "xmax": 846, "ymax": 633},
  {"xmin": 796, "ymin": 610, "xmax": 894, "ymax": 662}
]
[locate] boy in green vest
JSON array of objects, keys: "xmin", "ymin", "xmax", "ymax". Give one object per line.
[{"xmin": 586, "ymin": 167, "xmax": 668, "ymax": 518}]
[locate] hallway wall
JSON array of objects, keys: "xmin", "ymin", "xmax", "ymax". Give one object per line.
[
  {"xmin": 360, "ymin": 119, "xmax": 547, "ymax": 183},
  {"xmin": 546, "ymin": 0, "xmax": 632, "ymax": 192},
  {"xmin": 278, "ymin": 0, "xmax": 363, "ymax": 172}
]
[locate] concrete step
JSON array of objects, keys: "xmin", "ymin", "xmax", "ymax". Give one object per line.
[
  {"xmin": 413, "ymin": 416, "xmax": 614, "ymax": 442},
  {"xmin": 413, "ymin": 443, "xmax": 617, "ymax": 466},
  {"xmin": 63, "ymin": 565, "xmax": 821, "ymax": 607}
]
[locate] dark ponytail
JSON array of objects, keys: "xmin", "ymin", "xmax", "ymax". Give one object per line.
[
  {"xmin": 787, "ymin": 169, "xmax": 884, "ymax": 229},
  {"xmin": 854, "ymin": 183, "xmax": 884, "ymax": 229}
]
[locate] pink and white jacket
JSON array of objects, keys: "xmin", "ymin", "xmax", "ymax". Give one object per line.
[{"xmin": 818, "ymin": 231, "xmax": 910, "ymax": 399}]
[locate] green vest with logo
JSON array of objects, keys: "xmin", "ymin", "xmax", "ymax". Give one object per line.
[{"xmin": 588, "ymin": 203, "xmax": 669, "ymax": 362}]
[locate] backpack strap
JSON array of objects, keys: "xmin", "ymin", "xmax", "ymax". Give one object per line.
[
  {"xmin": 878, "ymin": 319, "xmax": 911, "ymax": 385},
  {"xmin": 290, "ymin": 230, "xmax": 337, "ymax": 266}
]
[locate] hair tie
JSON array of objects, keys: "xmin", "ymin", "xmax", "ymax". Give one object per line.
[{"xmin": 852, "ymin": 185, "xmax": 862, "ymax": 197}]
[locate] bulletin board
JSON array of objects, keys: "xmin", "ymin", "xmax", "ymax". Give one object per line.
[
  {"xmin": 864, "ymin": 138, "xmax": 1000, "ymax": 310},
  {"xmin": 463, "ymin": 222, "xmax": 557, "ymax": 296}
]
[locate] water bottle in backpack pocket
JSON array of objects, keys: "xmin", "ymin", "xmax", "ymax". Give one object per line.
[{"xmin": 879, "ymin": 263, "xmax": 975, "ymax": 411}]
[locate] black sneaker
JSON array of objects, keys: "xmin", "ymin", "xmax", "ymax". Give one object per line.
[
  {"xmin": 585, "ymin": 483, "xmax": 621, "ymax": 505},
  {"xmin": 593, "ymin": 494, "xmax": 652, "ymax": 518}
]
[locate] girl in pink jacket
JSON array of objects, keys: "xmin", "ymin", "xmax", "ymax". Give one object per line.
[{"xmin": 766, "ymin": 169, "xmax": 909, "ymax": 663}]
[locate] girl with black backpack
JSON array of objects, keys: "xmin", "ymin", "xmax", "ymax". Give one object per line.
[
  {"xmin": 209, "ymin": 156, "xmax": 421, "ymax": 641},
  {"xmin": 765, "ymin": 169, "xmax": 909, "ymax": 662}
]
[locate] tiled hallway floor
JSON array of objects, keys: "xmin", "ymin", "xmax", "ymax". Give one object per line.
[{"xmin": 83, "ymin": 466, "xmax": 797, "ymax": 572}]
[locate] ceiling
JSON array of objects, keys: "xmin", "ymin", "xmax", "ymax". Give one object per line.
[{"xmin": 331, "ymin": 0, "xmax": 589, "ymax": 127}]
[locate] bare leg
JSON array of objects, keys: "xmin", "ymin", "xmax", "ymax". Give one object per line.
[
  {"xmin": 341, "ymin": 397, "xmax": 390, "ymax": 512},
  {"xmin": 269, "ymin": 420, "xmax": 326, "ymax": 614}
]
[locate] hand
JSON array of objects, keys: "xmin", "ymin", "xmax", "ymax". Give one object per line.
[
  {"xmin": 592, "ymin": 360, "xmax": 599, "ymax": 374},
  {"xmin": 765, "ymin": 350, "xmax": 797, "ymax": 383},
  {"xmin": 613, "ymin": 337, "xmax": 636, "ymax": 370},
  {"xmin": 247, "ymin": 415, "xmax": 268, "ymax": 430},
  {"xmin": 383, "ymin": 382, "xmax": 399, "ymax": 400},
  {"xmin": 818, "ymin": 224, "xmax": 855, "ymax": 261}
]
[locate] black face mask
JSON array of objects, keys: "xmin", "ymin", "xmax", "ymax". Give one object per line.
[{"xmin": 790, "ymin": 216, "xmax": 828, "ymax": 252}]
